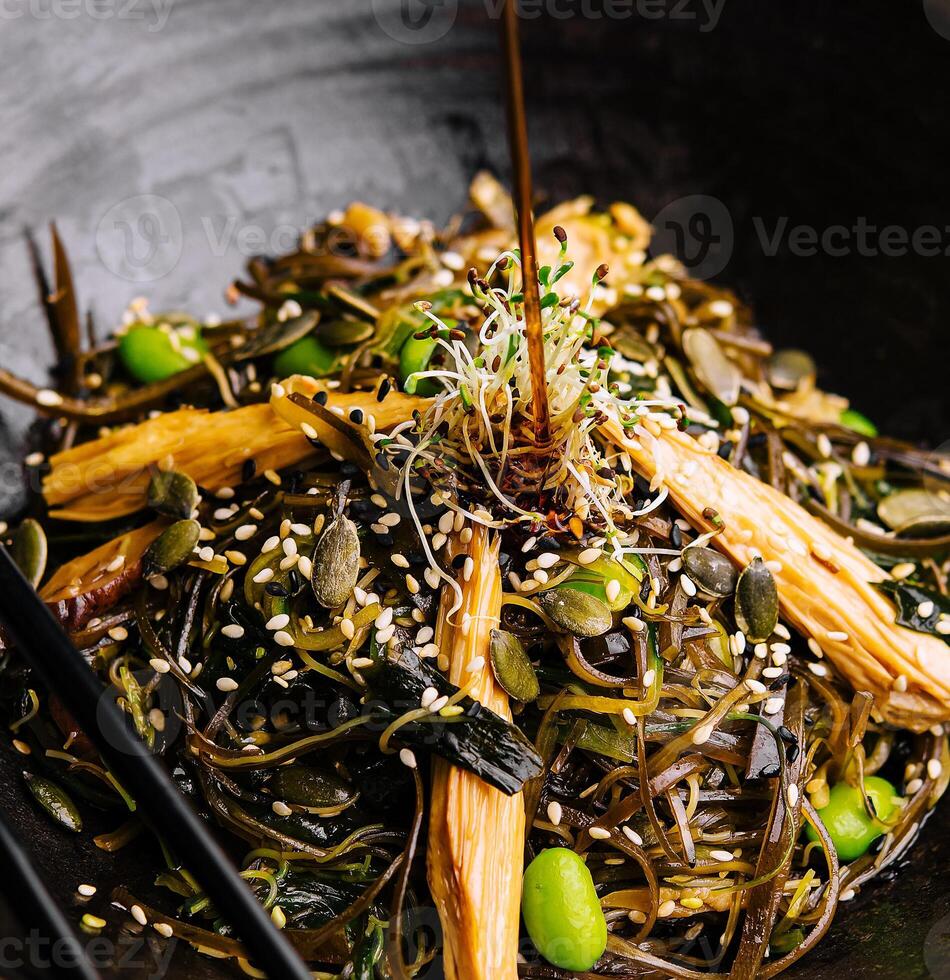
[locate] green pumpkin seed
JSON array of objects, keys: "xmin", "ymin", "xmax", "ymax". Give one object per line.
[
  {"xmin": 23, "ymin": 771, "xmax": 82, "ymax": 833},
  {"xmin": 539, "ymin": 587, "xmax": 613, "ymax": 637},
  {"xmin": 147, "ymin": 469, "xmax": 199, "ymax": 519},
  {"xmin": 315, "ymin": 319, "xmax": 375, "ymax": 347},
  {"xmin": 767, "ymin": 349, "xmax": 816, "ymax": 391},
  {"xmin": 234, "ymin": 312, "xmax": 319, "ymax": 360},
  {"xmin": 878, "ymin": 488, "xmax": 950, "ymax": 538},
  {"xmin": 271, "ymin": 766, "xmax": 355, "ymax": 809},
  {"xmin": 682, "ymin": 547, "xmax": 737, "ymax": 598},
  {"xmin": 735, "ymin": 557, "xmax": 779, "ymax": 642},
  {"xmin": 143, "ymin": 519, "xmax": 201, "ymax": 577},
  {"xmin": 311, "ymin": 515, "xmax": 360, "ymax": 608},
  {"xmin": 682, "ymin": 328, "xmax": 741, "ymax": 406},
  {"xmin": 490, "ymin": 629, "xmax": 540, "ymax": 702},
  {"xmin": 10, "ymin": 518, "xmax": 47, "ymax": 587}
]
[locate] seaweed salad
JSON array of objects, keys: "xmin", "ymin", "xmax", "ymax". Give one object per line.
[{"xmin": 1, "ymin": 174, "xmax": 949, "ymax": 978}]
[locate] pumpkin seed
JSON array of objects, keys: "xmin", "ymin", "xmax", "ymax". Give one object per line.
[
  {"xmin": 270, "ymin": 766, "xmax": 355, "ymax": 809},
  {"xmin": 23, "ymin": 771, "xmax": 82, "ymax": 833},
  {"xmin": 147, "ymin": 469, "xmax": 199, "ymax": 519},
  {"xmin": 10, "ymin": 518, "xmax": 47, "ymax": 587},
  {"xmin": 143, "ymin": 519, "xmax": 201, "ymax": 577},
  {"xmin": 878, "ymin": 488, "xmax": 950, "ymax": 538},
  {"xmin": 315, "ymin": 319, "xmax": 375, "ymax": 348},
  {"xmin": 767, "ymin": 349, "xmax": 816, "ymax": 391},
  {"xmin": 735, "ymin": 557, "xmax": 778, "ymax": 642},
  {"xmin": 682, "ymin": 328, "xmax": 741, "ymax": 406},
  {"xmin": 234, "ymin": 312, "xmax": 319, "ymax": 360},
  {"xmin": 311, "ymin": 514, "xmax": 360, "ymax": 608},
  {"xmin": 489, "ymin": 629, "xmax": 540, "ymax": 702},
  {"xmin": 539, "ymin": 587, "xmax": 613, "ymax": 637},
  {"xmin": 682, "ymin": 547, "xmax": 737, "ymax": 598}
]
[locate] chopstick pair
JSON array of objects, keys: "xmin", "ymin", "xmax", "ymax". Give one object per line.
[
  {"xmin": 0, "ymin": 545, "xmax": 312, "ymax": 980},
  {"xmin": 0, "ymin": 807, "xmax": 101, "ymax": 980}
]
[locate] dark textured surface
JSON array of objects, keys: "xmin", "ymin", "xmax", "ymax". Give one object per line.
[{"xmin": 0, "ymin": 0, "xmax": 948, "ymax": 976}]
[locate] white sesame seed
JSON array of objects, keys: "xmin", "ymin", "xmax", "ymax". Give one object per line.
[
  {"xmin": 605, "ymin": 579, "xmax": 621, "ymax": 604},
  {"xmin": 429, "ymin": 695, "xmax": 449, "ymax": 713},
  {"xmin": 918, "ymin": 600, "xmax": 935, "ymax": 619},
  {"xmin": 891, "ymin": 562, "xmax": 916, "ymax": 580},
  {"xmin": 746, "ymin": 679, "xmax": 767, "ymax": 695},
  {"xmin": 36, "ymin": 388, "xmax": 64, "ymax": 407},
  {"xmin": 215, "ymin": 486, "xmax": 235, "ymax": 500},
  {"xmin": 391, "ymin": 553, "xmax": 409, "ymax": 569},
  {"xmin": 893, "ymin": 674, "xmax": 908, "ymax": 692},
  {"xmin": 928, "ymin": 758, "xmax": 943, "ymax": 780},
  {"xmin": 272, "ymin": 801, "xmax": 292, "ymax": 816},
  {"xmin": 421, "ymin": 687, "xmax": 439, "ymax": 708},
  {"xmin": 106, "ymin": 554, "xmax": 126, "ymax": 572},
  {"xmin": 692, "ymin": 723, "xmax": 714, "ymax": 745},
  {"xmin": 301, "ymin": 422, "xmax": 318, "ymax": 440},
  {"xmin": 222, "ymin": 624, "xmax": 245, "ymax": 639},
  {"xmin": 351, "ymin": 657, "xmax": 374, "ymax": 670},
  {"xmin": 628, "ymin": 910, "xmax": 647, "ymax": 924},
  {"xmin": 78, "ymin": 884, "xmax": 97, "ymax": 897},
  {"xmin": 131, "ymin": 904, "xmax": 148, "ymax": 925},
  {"xmin": 521, "ymin": 536, "xmax": 537, "ymax": 553},
  {"xmin": 817, "ymin": 433, "xmax": 832, "ymax": 458},
  {"xmin": 340, "ymin": 619, "xmax": 355, "ymax": 640},
  {"xmin": 547, "ymin": 801, "xmax": 563, "ymax": 825},
  {"xmin": 578, "ymin": 548, "xmax": 601, "ymax": 565},
  {"xmin": 588, "ymin": 826, "xmax": 611, "ymax": 840},
  {"xmin": 405, "ymin": 574, "xmax": 420, "ymax": 595},
  {"xmin": 466, "ymin": 656, "xmax": 485, "ymax": 673},
  {"xmin": 416, "ymin": 626, "xmax": 434, "ymax": 644},
  {"xmin": 217, "ymin": 677, "xmax": 239, "ymax": 692},
  {"xmin": 375, "ymin": 606, "xmax": 394, "ymax": 630},
  {"xmin": 148, "ymin": 658, "xmax": 169, "ymax": 674},
  {"xmin": 709, "ymin": 849, "xmax": 734, "ymax": 863},
  {"xmin": 399, "ymin": 748, "xmax": 417, "ymax": 769},
  {"xmin": 937, "ymin": 621, "xmax": 950, "ymax": 636},
  {"xmin": 376, "ymin": 624, "xmax": 395, "ymax": 644},
  {"xmin": 807, "ymin": 638, "xmax": 824, "ymax": 658},
  {"xmin": 622, "ymin": 707, "xmax": 637, "ymax": 726},
  {"xmin": 622, "ymin": 826, "xmax": 644, "ymax": 846},
  {"xmin": 657, "ymin": 900, "xmax": 677, "ymax": 918},
  {"xmin": 252, "ymin": 567, "xmax": 274, "ymax": 584},
  {"xmin": 536, "ymin": 552, "xmax": 559, "ymax": 569},
  {"xmin": 380, "ymin": 512, "xmax": 401, "ymax": 527},
  {"xmin": 264, "ymin": 614, "xmax": 289, "ymax": 631},
  {"xmin": 24, "ymin": 452, "xmax": 45, "ymax": 466},
  {"xmin": 108, "ymin": 626, "xmax": 129, "ymax": 642},
  {"xmin": 642, "ymin": 669, "xmax": 656, "ymax": 688},
  {"xmin": 680, "ymin": 574, "xmax": 697, "ymax": 598},
  {"xmin": 622, "ymin": 615, "xmax": 645, "ymax": 633},
  {"xmin": 297, "ymin": 556, "xmax": 313, "ymax": 580},
  {"xmin": 786, "ymin": 784, "xmax": 799, "ymax": 808},
  {"xmin": 764, "ymin": 697, "xmax": 784, "ymax": 715},
  {"xmin": 224, "ymin": 550, "xmax": 247, "ymax": 566},
  {"xmin": 851, "ymin": 442, "xmax": 871, "ymax": 467},
  {"xmin": 463, "ymin": 557, "xmax": 474, "ymax": 582},
  {"xmin": 808, "ymin": 662, "xmax": 828, "ymax": 677},
  {"xmin": 906, "ymin": 777, "xmax": 924, "ymax": 794},
  {"xmin": 281, "ymin": 538, "xmax": 298, "ymax": 557},
  {"xmin": 762, "ymin": 666, "xmax": 784, "ymax": 679}
]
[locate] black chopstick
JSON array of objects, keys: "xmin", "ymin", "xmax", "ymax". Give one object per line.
[
  {"xmin": 0, "ymin": 807, "xmax": 102, "ymax": 980},
  {"xmin": 0, "ymin": 545, "xmax": 312, "ymax": 980}
]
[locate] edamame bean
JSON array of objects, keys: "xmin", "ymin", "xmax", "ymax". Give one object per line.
[
  {"xmin": 806, "ymin": 776, "xmax": 899, "ymax": 861},
  {"xmin": 273, "ymin": 335, "xmax": 339, "ymax": 378},
  {"xmin": 118, "ymin": 324, "xmax": 207, "ymax": 383},
  {"xmin": 522, "ymin": 847, "xmax": 607, "ymax": 971},
  {"xmin": 399, "ymin": 334, "xmax": 439, "ymax": 395}
]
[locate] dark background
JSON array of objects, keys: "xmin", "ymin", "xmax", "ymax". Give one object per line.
[{"xmin": 1, "ymin": 0, "xmax": 948, "ymax": 976}]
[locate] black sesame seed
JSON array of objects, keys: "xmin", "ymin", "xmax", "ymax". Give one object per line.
[
  {"xmin": 314, "ymin": 390, "xmax": 328, "ymax": 406},
  {"xmin": 241, "ymin": 458, "xmax": 257, "ymax": 482},
  {"xmin": 777, "ymin": 725, "xmax": 796, "ymax": 743},
  {"xmin": 759, "ymin": 762, "xmax": 781, "ymax": 779},
  {"xmin": 265, "ymin": 582, "xmax": 289, "ymax": 597},
  {"xmin": 375, "ymin": 453, "xmax": 390, "ymax": 471},
  {"xmin": 451, "ymin": 554, "xmax": 467, "ymax": 570},
  {"xmin": 670, "ymin": 524, "xmax": 683, "ymax": 549},
  {"xmin": 376, "ymin": 379, "xmax": 391, "ymax": 402},
  {"xmin": 785, "ymin": 742, "xmax": 801, "ymax": 764},
  {"xmin": 349, "ymin": 408, "xmax": 364, "ymax": 424}
]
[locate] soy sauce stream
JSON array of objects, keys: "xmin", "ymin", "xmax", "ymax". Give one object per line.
[{"xmin": 500, "ymin": 0, "xmax": 551, "ymax": 447}]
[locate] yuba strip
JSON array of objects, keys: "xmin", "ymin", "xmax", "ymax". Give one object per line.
[
  {"xmin": 427, "ymin": 526, "xmax": 523, "ymax": 980},
  {"xmin": 601, "ymin": 414, "xmax": 950, "ymax": 730}
]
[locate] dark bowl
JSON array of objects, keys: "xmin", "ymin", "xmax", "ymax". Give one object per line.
[{"xmin": 1, "ymin": 1, "xmax": 948, "ymax": 977}]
